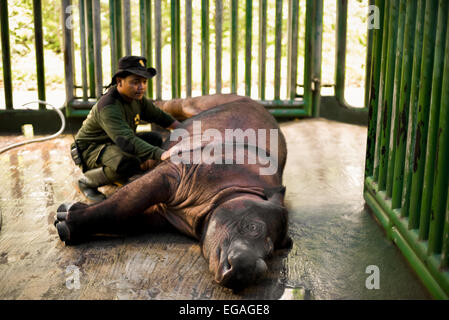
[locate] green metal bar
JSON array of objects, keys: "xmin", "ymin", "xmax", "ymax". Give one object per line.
[
  {"xmin": 0, "ymin": 0, "xmax": 13, "ymax": 109},
  {"xmin": 419, "ymin": 0, "xmax": 444, "ymax": 241},
  {"xmin": 123, "ymin": 0, "xmax": 132, "ymax": 55},
  {"xmin": 311, "ymin": 0, "xmax": 323, "ymax": 117},
  {"xmin": 140, "ymin": 0, "xmax": 145, "ymax": 56},
  {"xmin": 80, "ymin": 0, "xmax": 88, "ymax": 100},
  {"xmin": 386, "ymin": 0, "xmax": 406, "ymax": 200},
  {"xmin": 428, "ymin": 0, "xmax": 449, "ymax": 255},
  {"xmin": 215, "ymin": 0, "xmax": 222, "ymax": 94},
  {"xmin": 186, "ymin": 0, "xmax": 192, "ymax": 97},
  {"xmin": 364, "ymin": 0, "xmax": 375, "ymax": 110},
  {"xmin": 109, "ymin": 0, "xmax": 117, "ymax": 76},
  {"xmin": 115, "ymin": 0, "xmax": 123, "ymax": 61},
  {"xmin": 402, "ymin": 0, "xmax": 425, "ymax": 223},
  {"xmin": 230, "ymin": 0, "xmax": 238, "ymax": 94},
  {"xmin": 176, "ymin": 0, "xmax": 181, "ymax": 96},
  {"xmin": 146, "ymin": 0, "xmax": 153, "ymax": 98},
  {"xmin": 258, "ymin": 0, "xmax": 267, "ymax": 100},
  {"xmin": 391, "ymin": 0, "xmax": 417, "ymax": 210},
  {"xmin": 140, "ymin": 0, "xmax": 153, "ymax": 98},
  {"xmin": 303, "ymin": 0, "xmax": 314, "ymax": 114},
  {"xmin": 245, "ymin": 0, "xmax": 252, "ymax": 97},
  {"xmin": 274, "ymin": 0, "xmax": 282, "ymax": 101},
  {"xmin": 155, "ymin": 0, "xmax": 162, "ymax": 100},
  {"xmin": 268, "ymin": 107, "xmax": 307, "ymax": 118},
  {"xmin": 62, "ymin": 0, "xmax": 75, "ymax": 114},
  {"xmin": 85, "ymin": 0, "xmax": 95, "ymax": 97},
  {"xmin": 377, "ymin": 0, "xmax": 399, "ymax": 191},
  {"xmin": 33, "ymin": 0, "xmax": 46, "ymax": 109},
  {"xmin": 287, "ymin": 0, "xmax": 299, "ymax": 101},
  {"xmin": 335, "ymin": 0, "xmax": 347, "ymax": 103},
  {"xmin": 365, "ymin": 0, "xmax": 384, "ymax": 178},
  {"xmin": 442, "ymin": 186, "xmax": 449, "ymax": 269},
  {"xmin": 201, "ymin": 0, "xmax": 209, "ymax": 95},
  {"xmin": 171, "ymin": 0, "xmax": 177, "ymax": 97},
  {"xmin": 373, "ymin": 2, "xmax": 390, "ymax": 181},
  {"xmin": 93, "ymin": 0, "xmax": 103, "ymax": 98}
]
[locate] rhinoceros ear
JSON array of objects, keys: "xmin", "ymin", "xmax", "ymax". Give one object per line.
[{"xmin": 264, "ymin": 185, "xmax": 286, "ymax": 204}]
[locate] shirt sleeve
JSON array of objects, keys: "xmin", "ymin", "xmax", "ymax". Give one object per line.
[
  {"xmin": 98, "ymin": 104, "xmax": 165, "ymax": 160},
  {"xmin": 142, "ymin": 98, "xmax": 176, "ymax": 128}
]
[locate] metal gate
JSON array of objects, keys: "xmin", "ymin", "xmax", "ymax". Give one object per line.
[
  {"xmin": 1, "ymin": 0, "xmax": 372, "ymax": 131},
  {"xmin": 364, "ymin": 0, "xmax": 449, "ymax": 299}
]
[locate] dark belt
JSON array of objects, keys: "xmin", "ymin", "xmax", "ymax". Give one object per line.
[{"xmin": 70, "ymin": 141, "xmax": 85, "ymax": 169}]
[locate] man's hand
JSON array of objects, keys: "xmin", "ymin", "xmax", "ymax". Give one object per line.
[
  {"xmin": 161, "ymin": 144, "xmax": 182, "ymax": 161},
  {"xmin": 168, "ymin": 120, "xmax": 181, "ymax": 130}
]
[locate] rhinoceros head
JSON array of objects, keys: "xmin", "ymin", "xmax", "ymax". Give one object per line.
[{"xmin": 201, "ymin": 191, "xmax": 291, "ymax": 290}]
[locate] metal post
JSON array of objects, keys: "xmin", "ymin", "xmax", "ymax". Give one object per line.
[
  {"xmin": 155, "ymin": 0, "xmax": 162, "ymax": 99},
  {"xmin": 377, "ymin": 0, "xmax": 399, "ymax": 191},
  {"xmin": 391, "ymin": 0, "xmax": 417, "ymax": 210},
  {"xmin": 287, "ymin": 0, "xmax": 299, "ymax": 101},
  {"xmin": 85, "ymin": 0, "xmax": 96, "ymax": 97},
  {"xmin": 230, "ymin": 0, "xmax": 238, "ymax": 94},
  {"xmin": 201, "ymin": 0, "xmax": 209, "ymax": 95},
  {"xmin": 386, "ymin": 0, "xmax": 406, "ymax": 199},
  {"xmin": 62, "ymin": 0, "xmax": 74, "ymax": 111},
  {"xmin": 274, "ymin": 0, "xmax": 282, "ymax": 101},
  {"xmin": 215, "ymin": 0, "xmax": 222, "ymax": 95},
  {"xmin": 427, "ymin": 0, "xmax": 449, "ymax": 255},
  {"xmin": 109, "ymin": 0, "xmax": 117, "ymax": 76},
  {"xmin": 311, "ymin": 0, "xmax": 323, "ymax": 117},
  {"xmin": 402, "ymin": 0, "xmax": 425, "ymax": 223},
  {"xmin": 418, "ymin": 0, "xmax": 443, "ymax": 241},
  {"xmin": 186, "ymin": 0, "xmax": 192, "ymax": 97},
  {"xmin": 33, "ymin": 0, "xmax": 46, "ymax": 109},
  {"xmin": 258, "ymin": 0, "xmax": 267, "ymax": 100},
  {"xmin": 0, "ymin": 0, "xmax": 13, "ymax": 109},
  {"xmin": 245, "ymin": 0, "xmax": 252, "ymax": 97},
  {"xmin": 373, "ymin": 1, "xmax": 391, "ymax": 181},
  {"xmin": 93, "ymin": 0, "xmax": 103, "ymax": 98},
  {"xmin": 145, "ymin": 0, "xmax": 153, "ymax": 98},
  {"xmin": 403, "ymin": 0, "xmax": 433, "ymax": 227},
  {"xmin": 365, "ymin": 0, "xmax": 384, "ymax": 178},
  {"xmin": 335, "ymin": 0, "xmax": 347, "ymax": 104},
  {"xmin": 80, "ymin": 0, "xmax": 88, "ymax": 100},
  {"xmin": 171, "ymin": 0, "xmax": 180, "ymax": 98},
  {"xmin": 139, "ymin": 0, "xmax": 154, "ymax": 97},
  {"xmin": 123, "ymin": 0, "xmax": 132, "ymax": 56}
]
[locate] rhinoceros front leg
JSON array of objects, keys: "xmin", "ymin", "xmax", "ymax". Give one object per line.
[{"xmin": 54, "ymin": 164, "xmax": 179, "ymax": 245}]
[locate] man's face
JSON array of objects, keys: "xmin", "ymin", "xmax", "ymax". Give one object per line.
[{"xmin": 117, "ymin": 74, "xmax": 147, "ymax": 101}]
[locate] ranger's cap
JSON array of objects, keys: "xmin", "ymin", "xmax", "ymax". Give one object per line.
[{"xmin": 111, "ymin": 55, "xmax": 157, "ymax": 84}]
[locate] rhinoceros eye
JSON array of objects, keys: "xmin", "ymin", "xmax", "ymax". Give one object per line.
[{"xmin": 238, "ymin": 218, "xmax": 265, "ymax": 238}]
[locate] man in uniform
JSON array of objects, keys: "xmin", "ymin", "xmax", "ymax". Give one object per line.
[{"xmin": 71, "ymin": 55, "xmax": 181, "ymax": 202}]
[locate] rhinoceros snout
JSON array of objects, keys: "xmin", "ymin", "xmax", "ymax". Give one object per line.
[{"xmin": 216, "ymin": 251, "xmax": 268, "ymax": 290}]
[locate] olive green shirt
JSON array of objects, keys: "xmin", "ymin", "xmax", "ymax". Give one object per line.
[{"xmin": 75, "ymin": 86, "xmax": 175, "ymax": 161}]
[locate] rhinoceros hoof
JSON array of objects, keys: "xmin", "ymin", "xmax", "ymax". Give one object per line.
[
  {"xmin": 55, "ymin": 221, "xmax": 71, "ymax": 242},
  {"xmin": 57, "ymin": 202, "xmax": 77, "ymax": 214}
]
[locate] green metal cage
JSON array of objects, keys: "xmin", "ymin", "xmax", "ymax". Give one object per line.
[{"xmin": 364, "ymin": 0, "xmax": 449, "ymax": 299}]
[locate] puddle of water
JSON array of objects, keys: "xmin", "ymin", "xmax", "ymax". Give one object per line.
[{"xmin": 279, "ymin": 286, "xmax": 313, "ymax": 300}]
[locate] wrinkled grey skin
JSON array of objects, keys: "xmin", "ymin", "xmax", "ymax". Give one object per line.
[{"xmin": 55, "ymin": 94, "xmax": 291, "ymax": 290}]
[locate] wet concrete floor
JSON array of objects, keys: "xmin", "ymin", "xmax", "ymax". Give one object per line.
[{"xmin": 0, "ymin": 118, "xmax": 431, "ymax": 299}]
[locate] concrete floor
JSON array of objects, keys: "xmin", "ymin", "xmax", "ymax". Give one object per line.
[{"xmin": 0, "ymin": 118, "xmax": 431, "ymax": 299}]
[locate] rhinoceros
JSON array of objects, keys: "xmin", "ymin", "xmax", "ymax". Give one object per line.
[{"xmin": 54, "ymin": 94, "xmax": 291, "ymax": 290}]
